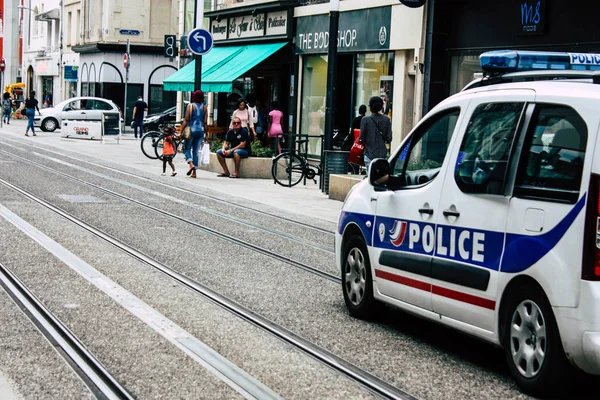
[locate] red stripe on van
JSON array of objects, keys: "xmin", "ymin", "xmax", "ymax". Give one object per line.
[
  {"xmin": 432, "ymin": 285, "xmax": 496, "ymax": 310},
  {"xmin": 375, "ymin": 270, "xmax": 431, "ymax": 292},
  {"xmin": 375, "ymin": 269, "xmax": 496, "ymax": 310}
]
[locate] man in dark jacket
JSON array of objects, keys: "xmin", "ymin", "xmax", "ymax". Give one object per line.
[{"xmin": 132, "ymin": 96, "xmax": 148, "ymax": 139}]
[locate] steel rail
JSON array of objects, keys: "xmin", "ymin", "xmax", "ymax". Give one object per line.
[
  {"xmin": 0, "ymin": 178, "xmax": 418, "ymax": 400},
  {"xmin": 0, "ymin": 150, "xmax": 339, "ymax": 282},
  {"xmin": 0, "ymin": 261, "xmax": 133, "ymax": 400}
]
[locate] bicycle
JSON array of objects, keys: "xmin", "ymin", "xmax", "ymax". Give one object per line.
[
  {"xmin": 271, "ymin": 134, "xmax": 323, "ymax": 187},
  {"xmin": 140, "ymin": 123, "xmax": 184, "ymax": 160}
]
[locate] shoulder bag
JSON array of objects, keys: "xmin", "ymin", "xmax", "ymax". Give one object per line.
[{"xmin": 348, "ymin": 128, "xmax": 365, "ymax": 166}]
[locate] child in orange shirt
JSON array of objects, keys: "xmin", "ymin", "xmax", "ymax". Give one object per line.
[{"xmin": 161, "ymin": 127, "xmax": 177, "ymax": 176}]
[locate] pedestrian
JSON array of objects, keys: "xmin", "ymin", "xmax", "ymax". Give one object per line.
[
  {"xmin": 24, "ymin": 91, "xmax": 41, "ymax": 137},
  {"xmin": 216, "ymin": 116, "xmax": 251, "ymax": 178},
  {"xmin": 267, "ymin": 101, "xmax": 284, "ymax": 154},
  {"xmin": 230, "ymin": 98, "xmax": 255, "ymax": 141},
  {"xmin": 3, "ymin": 92, "xmax": 12, "ymax": 125},
  {"xmin": 132, "ymin": 95, "xmax": 148, "ymax": 139},
  {"xmin": 160, "ymin": 126, "xmax": 177, "ymax": 177},
  {"xmin": 359, "ymin": 96, "xmax": 392, "ymax": 170},
  {"xmin": 181, "ymin": 90, "xmax": 207, "ymax": 179}
]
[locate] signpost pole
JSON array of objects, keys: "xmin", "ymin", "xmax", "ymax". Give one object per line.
[
  {"xmin": 194, "ymin": 0, "xmax": 204, "ymax": 91},
  {"xmin": 122, "ymin": 39, "xmax": 130, "ymax": 140}
]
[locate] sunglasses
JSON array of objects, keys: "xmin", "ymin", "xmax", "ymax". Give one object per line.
[{"xmin": 232, "ymin": 121, "xmax": 241, "ymax": 125}]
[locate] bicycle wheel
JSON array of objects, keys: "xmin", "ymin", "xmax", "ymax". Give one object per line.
[
  {"xmin": 140, "ymin": 131, "xmax": 161, "ymax": 159},
  {"xmin": 272, "ymin": 153, "xmax": 305, "ymax": 187}
]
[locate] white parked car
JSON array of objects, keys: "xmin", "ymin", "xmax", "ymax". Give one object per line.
[
  {"xmin": 337, "ymin": 50, "xmax": 600, "ymax": 396},
  {"xmin": 34, "ymin": 96, "xmax": 121, "ymax": 132}
]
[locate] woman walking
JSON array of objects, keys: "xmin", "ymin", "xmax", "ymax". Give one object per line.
[
  {"xmin": 24, "ymin": 91, "xmax": 41, "ymax": 137},
  {"xmin": 181, "ymin": 90, "xmax": 207, "ymax": 178},
  {"xmin": 267, "ymin": 101, "xmax": 284, "ymax": 155},
  {"xmin": 358, "ymin": 96, "xmax": 392, "ymax": 170}
]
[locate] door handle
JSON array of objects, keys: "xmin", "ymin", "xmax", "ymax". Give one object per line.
[
  {"xmin": 418, "ymin": 208, "xmax": 434, "ymax": 215},
  {"xmin": 443, "ymin": 209, "xmax": 460, "ymax": 218}
]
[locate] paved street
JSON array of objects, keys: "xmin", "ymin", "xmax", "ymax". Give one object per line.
[{"xmin": 0, "ymin": 119, "xmax": 575, "ymax": 399}]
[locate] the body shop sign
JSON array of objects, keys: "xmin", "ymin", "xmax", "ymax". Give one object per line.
[
  {"xmin": 295, "ymin": 7, "xmax": 391, "ymax": 54},
  {"xmin": 210, "ymin": 10, "xmax": 289, "ymax": 42}
]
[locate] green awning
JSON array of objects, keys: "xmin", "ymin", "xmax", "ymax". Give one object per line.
[{"xmin": 163, "ymin": 42, "xmax": 287, "ymax": 93}]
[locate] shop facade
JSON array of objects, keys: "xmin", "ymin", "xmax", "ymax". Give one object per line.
[
  {"xmin": 429, "ymin": 0, "xmax": 600, "ymax": 110},
  {"xmin": 294, "ymin": 1, "xmax": 426, "ymax": 156},
  {"xmin": 164, "ymin": 2, "xmax": 296, "ymax": 135}
]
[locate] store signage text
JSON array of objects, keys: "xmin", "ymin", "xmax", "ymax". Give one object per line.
[
  {"xmin": 211, "ymin": 10, "xmax": 289, "ymax": 42},
  {"xmin": 519, "ymin": 0, "xmax": 545, "ymax": 35},
  {"xmin": 295, "ymin": 7, "xmax": 391, "ymax": 54},
  {"xmin": 297, "ymin": 29, "xmax": 358, "ymax": 51}
]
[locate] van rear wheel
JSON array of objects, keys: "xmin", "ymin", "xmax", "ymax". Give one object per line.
[
  {"xmin": 342, "ymin": 235, "xmax": 382, "ymax": 320},
  {"xmin": 503, "ymin": 285, "xmax": 570, "ymax": 396}
]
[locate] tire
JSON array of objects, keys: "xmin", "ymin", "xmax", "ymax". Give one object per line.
[
  {"xmin": 272, "ymin": 153, "xmax": 305, "ymax": 187},
  {"xmin": 42, "ymin": 118, "xmax": 58, "ymax": 132},
  {"xmin": 342, "ymin": 234, "xmax": 382, "ymax": 320},
  {"xmin": 140, "ymin": 131, "xmax": 161, "ymax": 160},
  {"xmin": 502, "ymin": 284, "xmax": 571, "ymax": 397}
]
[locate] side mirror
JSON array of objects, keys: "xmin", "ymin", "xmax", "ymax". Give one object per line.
[
  {"xmin": 369, "ymin": 158, "xmax": 405, "ymax": 191},
  {"xmin": 369, "ymin": 158, "xmax": 391, "ymax": 191}
]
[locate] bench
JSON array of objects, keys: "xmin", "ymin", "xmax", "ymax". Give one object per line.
[{"xmin": 198, "ymin": 152, "xmax": 273, "ymax": 179}]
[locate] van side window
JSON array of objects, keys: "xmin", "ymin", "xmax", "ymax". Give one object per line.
[
  {"xmin": 391, "ymin": 108, "xmax": 460, "ymax": 186},
  {"xmin": 514, "ymin": 104, "xmax": 587, "ymax": 203},
  {"xmin": 455, "ymin": 102, "xmax": 525, "ymax": 195}
]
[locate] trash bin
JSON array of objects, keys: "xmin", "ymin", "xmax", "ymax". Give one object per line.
[{"xmin": 323, "ymin": 150, "xmax": 349, "ymax": 194}]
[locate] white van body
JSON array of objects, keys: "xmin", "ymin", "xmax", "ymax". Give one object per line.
[{"xmin": 336, "ymin": 80, "xmax": 600, "ymax": 395}]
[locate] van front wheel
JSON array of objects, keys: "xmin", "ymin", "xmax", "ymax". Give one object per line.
[
  {"xmin": 342, "ymin": 235, "xmax": 382, "ymax": 320},
  {"xmin": 503, "ymin": 285, "xmax": 570, "ymax": 396}
]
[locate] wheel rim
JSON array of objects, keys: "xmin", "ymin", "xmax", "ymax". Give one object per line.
[
  {"xmin": 344, "ymin": 247, "xmax": 367, "ymax": 306},
  {"xmin": 44, "ymin": 119, "xmax": 56, "ymax": 131},
  {"xmin": 510, "ymin": 299, "xmax": 547, "ymax": 378}
]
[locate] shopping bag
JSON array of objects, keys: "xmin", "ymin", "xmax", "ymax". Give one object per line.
[
  {"xmin": 348, "ymin": 134, "xmax": 365, "ymax": 166},
  {"xmin": 200, "ymin": 142, "xmax": 211, "ymax": 165}
]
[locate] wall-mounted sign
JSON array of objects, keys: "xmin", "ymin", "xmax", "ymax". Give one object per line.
[
  {"xmin": 119, "ymin": 29, "xmax": 140, "ymax": 36},
  {"xmin": 295, "ymin": 7, "xmax": 391, "ymax": 54},
  {"xmin": 399, "ymin": 0, "xmax": 426, "ymax": 8},
  {"xmin": 64, "ymin": 66, "xmax": 78, "ymax": 82},
  {"xmin": 519, "ymin": 0, "xmax": 545, "ymax": 35},
  {"xmin": 210, "ymin": 10, "xmax": 290, "ymax": 42},
  {"xmin": 266, "ymin": 10, "xmax": 288, "ymax": 36}
]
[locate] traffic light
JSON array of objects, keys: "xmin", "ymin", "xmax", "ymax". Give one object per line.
[{"xmin": 164, "ymin": 35, "xmax": 176, "ymax": 58}]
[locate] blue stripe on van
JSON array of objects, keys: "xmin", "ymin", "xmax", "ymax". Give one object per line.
[
  {"xmin": 338, "ymin": 212, "xmax": 375, "ymax": 246},
  {"xmin": 500, "ymin": 193, "xmax": 587, "ymax": 273}
]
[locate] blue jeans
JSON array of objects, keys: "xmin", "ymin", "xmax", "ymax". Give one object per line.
[
  {"xmin": 184, "ymin": 130, "xmax": 205, "ymax": 167},
  {"xmin": 217, "ymin": 149, "xmax": 249, "ymax": 159},
  {"xmin": 3, "ymin": 110, "xmax": 10, "ymax": 123},
  {"xmin": 26, "ymin": 108, "xmax": 35, "ymax": 132},
  {"xmin": 134, "ymin": 117, "xmax": 144, "ymax": 138}
]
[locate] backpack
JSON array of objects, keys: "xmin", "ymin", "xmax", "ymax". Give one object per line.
[{"xmin": 248, "ymin": 105, "xmax": 259, "ymax": 124}]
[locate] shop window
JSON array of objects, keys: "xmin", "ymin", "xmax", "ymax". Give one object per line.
[
  {"xmin": 149, "ymin": 84, "xmax": 176, "ymax": 114},
  {"xmin": 455, "ymin": 102, "xmax": 525, "ymax": 195},
  {"xmin": 300, "ymin": 55, "xmax": 328, "ymax": 157},
  {"xmin": 392, "ymin": 108, "xmax": 460, "ymax": 187},
  {"xmin": 354, "ymin": 52, "xmax": 394, "ymax": 119},
  {"xmin": 449, "ymin": 55, "xmax": 482, "ymax": 95},
  {"xmin": 514, "ymin": 104, "xmax": 587, "ymax": 203}
]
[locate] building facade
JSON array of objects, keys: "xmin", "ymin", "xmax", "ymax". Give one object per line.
[{"xmin": 294, "ymin": 0, "xmax": 426, "ymax": 155}]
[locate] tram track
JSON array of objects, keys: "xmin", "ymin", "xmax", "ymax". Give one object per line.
[
  {"xmin": 0, "ymin": 260, "xmax": 133, "ymax": 400},
  {"xmin": 0, "ymin": 148, "xmax": 340, "ymax": 282},
  {"xmin": 2, "ymin": 138, "xmax": 335, "ymax": 236},
  {"xmin": 0, "ymin": 177, "xmax": 417, "ymax": 400}
]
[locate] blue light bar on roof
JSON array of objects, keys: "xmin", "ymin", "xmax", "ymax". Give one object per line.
[{"xmin": 480, "ymin": 50, "xmax": 600, "ymax": 73}]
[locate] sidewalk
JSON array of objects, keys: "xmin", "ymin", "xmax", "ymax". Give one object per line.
[{"xmin": 1, "ymin": 119, "xmax": 342, "ymax": 223}]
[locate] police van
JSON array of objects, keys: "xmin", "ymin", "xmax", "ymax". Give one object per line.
[{"xmin": 336, "ymin": 50, "xmax": 600, "ymax": 395}]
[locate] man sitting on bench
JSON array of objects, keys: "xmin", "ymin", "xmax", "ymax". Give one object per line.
[{"xmin": 216, "ymin": 116, "xmax": 251, "ymax": 178}]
